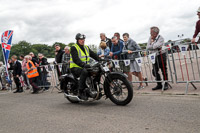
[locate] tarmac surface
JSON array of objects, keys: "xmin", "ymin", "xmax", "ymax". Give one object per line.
[{"xmin": 0, "ymin": 90, "xmax": 200, "ymax": 133}]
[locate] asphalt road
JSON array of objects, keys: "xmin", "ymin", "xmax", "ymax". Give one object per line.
[{"xmin": 0, "ymin": 92, "xmax": 200, "ymax": 133}]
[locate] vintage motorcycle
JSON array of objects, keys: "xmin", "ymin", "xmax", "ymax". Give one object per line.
[{"xmin": 60, "ymin": 59, "xmax": 133, "ymax": 106}]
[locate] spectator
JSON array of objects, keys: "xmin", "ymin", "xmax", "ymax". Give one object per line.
[
  {"xmin": 97, "ymin": 41, "xmax": 110, "ymax": 59},
  {"xmin": 29, "ymin": 52, "xmax": 39, "ymax": 65},
  {"xmin": 38, "ymin": 53, "xmax": 49, "ymax": 90},
  {"xmin": 109, "ymin": 36, "xmax": 124, "ymax": 60},
  {"xmin": 20, "ymin": 55, "xmax": 30, "ymax": 90},
  {"xmin": 122, "ymin": 33, "xmax": 146, "ymax": 89},
  {"xmin": 25, "ymin": 55, "xmax": 40, "ymax": 94},
  {"xmin": 55, "ymin": 44, "xmax": 64, "ymax": 77},
  {"xmin": 114, "ymin": 32, "xmax": 124, "ymax": 42},
  {"xmin": 62, "ymin": 46, "xmax": 70, "ymax": 64},
  {"xmin": 55, "ymin": 44, "xmax": 64, "ymax": 63},
  {"xmin": 0, "ymin": 62, "xmax": 6, "ymax": 90},
  {"xmin": 100, "ymin": 33, "xmax": 112, "ymax": 50},
  {"xmin": 146, "ymin": 26, "xmax": 168, "ymax": 90},
  {"xmin": 8, "ymin": 59, "xmax": 13, "ymax": 71},
  {"xmin": 11, "ymin": 55, "xmax": 23, "ymax": 93},
  {"xmin": 62, "ymin": 46, "xmax": 70, "ymax": 74},
  {"xmin": 191, "ymin": 7, "xmax": 200, "ymax": 43}
]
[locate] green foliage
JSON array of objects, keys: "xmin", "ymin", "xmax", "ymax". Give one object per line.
[
  {"xmin": 88, "ymin": 44, "xmax": 97, "ymax": 53},
  {"xmin": 138, "ymin": 43, "xmax": 147, "ymax": 49},
  {"xmin": 10, "ymin": 41, "xmax": 32, "ymax": 58},
  {"xmin": 2, "ymin": 40, "xmax": 74, "ymax": 60},
  {"xmin": 68, "ymin": 42, "xmax": 75, "ymax": 47},
  {"xmin": 52, "ymin": 42, "xmax": 66, "ymax": 50}
]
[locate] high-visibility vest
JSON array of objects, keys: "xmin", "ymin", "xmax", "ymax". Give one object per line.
[
  {"xmin": 70, "ymin": 44, "xmax": 90, "ymax": 68},
  {"xmin": 26, "ymin": 60, "xmax": 39, "ymax": 78}
]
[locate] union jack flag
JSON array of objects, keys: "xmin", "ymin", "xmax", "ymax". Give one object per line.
[{"xmin": 1, "ymin": 30, "xmax": 14, "ymax": 84}]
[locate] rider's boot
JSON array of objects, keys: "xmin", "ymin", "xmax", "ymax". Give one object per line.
[
  {"xmin": 78, "ymin": 89, "xmax": 88, "ymax": 100},
  {"xmin": 85, "ymin": 88, "xmax": 97, "ymax": 98}
]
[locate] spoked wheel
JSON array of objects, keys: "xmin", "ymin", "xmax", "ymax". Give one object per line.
[
  {"xmin": 106, "ymin": 74, "xmax": 133, "ymax": 105},
  {"xmin": 60, "ymin": 78, "xmax": 79, "ymax": 103}
]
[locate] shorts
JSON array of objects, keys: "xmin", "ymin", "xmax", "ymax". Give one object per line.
[
  {"xmin": 119, "ymin": 61, "xmax": 130, "ymax": 73},
  {"xmin": 130, "ymin": 61, "xmax": 141, "ymax": 72}
]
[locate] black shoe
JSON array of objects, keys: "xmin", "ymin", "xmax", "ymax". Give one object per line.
[
  {"xmin": 164, "ymin": 83, "xmax": 168, "ymax": 90},
  {"xmin": 18, "ymin": 88, "xmax": 23, "ymax": 93},
  {"xmin": 152, "ymin": 85, "xmax": 162, "ymax": 90},
  {"xmin": 13, "ymin": 89, "xmax": 19, "ymax": 93},
  {"xmin": 78, "ymin": 90, "xmax": 88, "ymax": 100},
  {"xmin": 85, "ymin": 88, "xmax": 97, "ymax": 98},
  {"xmin": 31, "ymin": 91, "xmax": 38, "ymax": 94}
]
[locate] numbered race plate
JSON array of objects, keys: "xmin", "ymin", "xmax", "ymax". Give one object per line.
[{"xmin": 103, "ymin": 66, "xmax": 110, "ymax": 72}]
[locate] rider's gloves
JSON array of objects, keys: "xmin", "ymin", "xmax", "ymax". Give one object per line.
[{"xmin": 84, "ymin": 64, "xmax": 91, "ymax": 68}]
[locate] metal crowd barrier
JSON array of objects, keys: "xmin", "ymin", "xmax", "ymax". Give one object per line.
[
  {"xmin": 35, "ymin": 63, "xmax": 70, "ymax": 93},
  {"xmin": 110, "ymin": 49, "xmax": 173, "ymax": 92},
  {"xmin": 109, "ymin": 41, "xmax": 200, "ymax": 94},
  {"xmin": 36, "ymin": 64, "xmax": 60, "ymax": 92},
  {"xmin": 169, "ymin": 41, "xmax": 200, "ymax": 93}
]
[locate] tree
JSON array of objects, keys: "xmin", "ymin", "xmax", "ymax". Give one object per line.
[
  {"xmin": 88, "ymin": 44, "xmax": 97, "ymax": 53},
  {"xmin": 52, "ymin": 42, "xmax": 66, "ymax": 50},
  {"xmin": 10, "ymin": 41, "xmax": 32, "ymax": 58},
  {"xmin": 31, "ymin": 44, "xmax": 54, "ymax": 58},
  {"xmin": 68, "ymin": 42, "xmax": 75, "ymax": 47}
]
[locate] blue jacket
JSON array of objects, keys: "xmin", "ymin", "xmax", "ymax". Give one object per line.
[
  {"xmin": 97, "ymin": 47, "xmax": 110, "ymax": 56},
  {"xmin": 111, "ymin": 40, "xmax": 124, "ymax": 59}
]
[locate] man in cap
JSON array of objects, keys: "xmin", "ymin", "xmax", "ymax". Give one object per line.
[
  {"xmin": 191, "ymin": 7, "xmax": 200, "ymax": 43},
  {"xmin": 70, "ymin": 33, "xmax": 100, "ymax": 100}
]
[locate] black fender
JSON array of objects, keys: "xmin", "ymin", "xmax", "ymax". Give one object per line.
[
  {"xmin": 60, "ymin": 74, "xmax": 77, "ymax": 90},
  {"xmin": 103, "ymin": 72, "xmax": 128, "ymax": 97}
]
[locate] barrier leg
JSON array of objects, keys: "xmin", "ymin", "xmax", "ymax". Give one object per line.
[
  {"xmin": 168, "ymin": 83, "xmax": 172, "ymax": 89},
  {"xmin": 185, "ymin": 81, "xmax": 189, "ymax": 94},
  {"xmin": 194, "ymin": 43, "xmax": 200, "ymax": 79},
  {"xmin": 188, "ymin": 48, "xmax": 195, "ymax": 80},
  {"xmin": 190, "ymin": 82, "xmax": 197, "ymax": 90},
  {"xmin": 161, "ymin": 81, "xmax": 165, "ymax": 94},
  {"xmin": 177, "ymin": 46, "xmax": 184, "ymax": 81},
  {"xmin": 184, "ymin": 55, "xmax": 190, "ymax": 81}
]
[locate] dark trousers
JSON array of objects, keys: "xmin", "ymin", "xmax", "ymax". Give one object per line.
[
  {"xmin": 61, "ymin": 64, "xmax": 70, "ymax": 75},
  {"xmin": 29, "ymin": 77, "xmax": 39, "ymax": 92},
  {"xmin": 152, "ymin": 53, "xmax": 168, "ymax": 85},
  {"xmin": 41, "ymin": 72, "xmax": 49, "ymax": 90},
  {"xmin": 71, "ymin": 67, "xmax": 89, "ymax": 90},
  {"xmin": 14, "ymin": 76, "xmax": 21, "ymax": 89}
]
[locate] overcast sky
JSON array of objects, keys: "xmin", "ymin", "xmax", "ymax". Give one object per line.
[{"xmin": 0, "ymin": 0, "xmax": 200, "ymax": 46}]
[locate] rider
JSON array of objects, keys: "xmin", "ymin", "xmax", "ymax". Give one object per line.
[{"xmin": 70, "ymin": 33, "xmax": 100, "ymax": 100}]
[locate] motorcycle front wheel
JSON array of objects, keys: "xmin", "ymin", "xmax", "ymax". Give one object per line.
[{"xmin": 105, "ymin": 74, "xmax": 133, "ymax": 106}]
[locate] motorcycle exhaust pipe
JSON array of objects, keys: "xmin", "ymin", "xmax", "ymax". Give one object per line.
[{"xmin": 64, "ymin": 93, "xmax": 84, "ymax": 102}]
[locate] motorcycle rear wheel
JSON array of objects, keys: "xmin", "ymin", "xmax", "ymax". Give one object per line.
[{"xmin": 61, "ymin": 78, "xmax": 79, "ymax": 103}]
